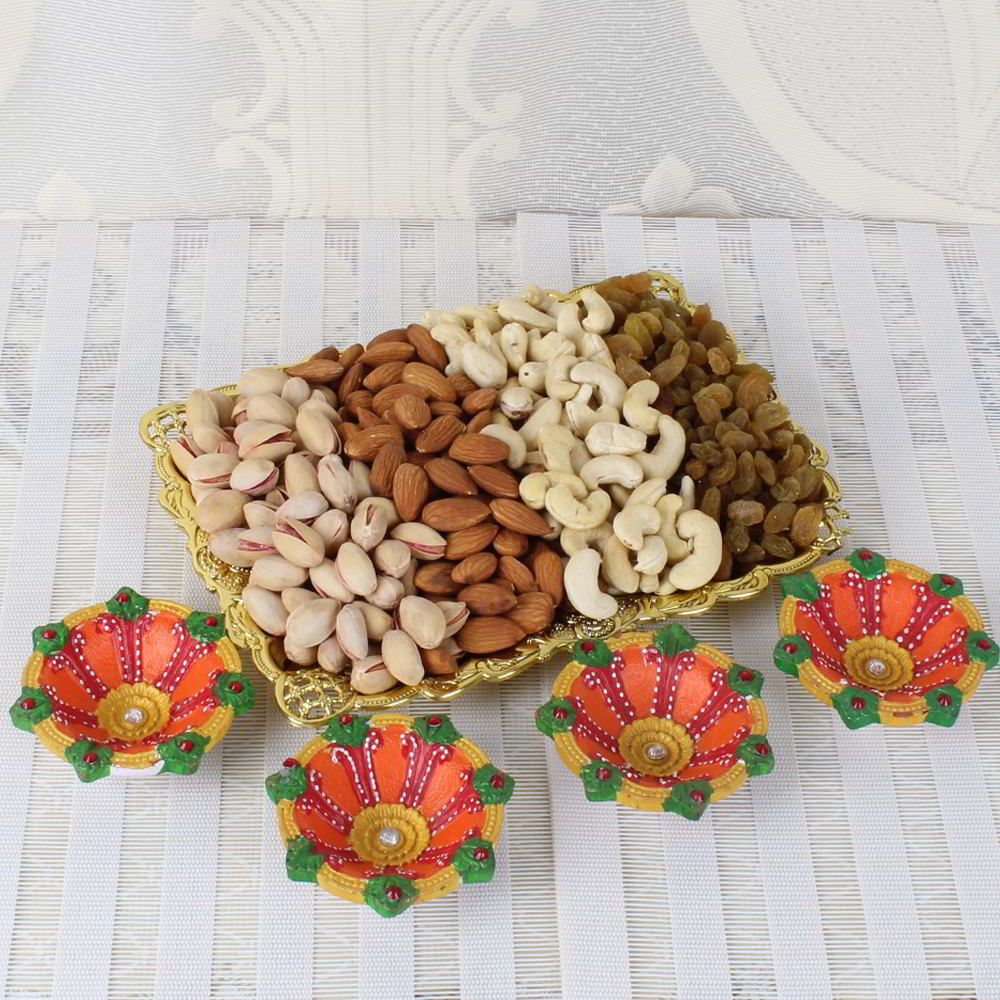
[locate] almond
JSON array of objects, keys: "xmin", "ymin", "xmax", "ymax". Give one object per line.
[
  {"xmin": 451, "ymin": 552, "xmax": 498, "ymax": 585},
  {"xmin": 531, "ymin": 545, "xmax": 565, "ymax": 606},
  {"xmin": 492, "ymin": 528, "xmax": 529, "ymax": 557},
  {"xmin": 363, "ymin": 361, "xmax": 405, "ymax": 392},
  {"xmin": 392, "ymin": 463, "xmax": 430, "ymax": 522},
  {"xmin": 310, "ymin": 346, "xmax": 340, "ymax": 361},
  {"xmin": 428, "ymin": 400, "xmax": 464, "ymax": 418},
  {"xmin": 403, "ymin": 362, "xmax": 456, "ymax": 402},
  {"xmin": 372, "ymin": 382, "xmax": 430, "ymax": 414},
  {"xmin": 283, "ymin": 358, "xmax": 345, "ymax": 382},
  {"xmin": 498, "ymin": 556, "xmax": 536, "ymax": 594},
  {"xmin": 415, "ymin": 415, "xmax": 466, "ymax": 453},
  {"xmin": 405, "ymin": 451, "xmax": 434, "ymax": 467},
  {"xmin": 344, "ymin": 424, "xmax": 404, "ymax": 462},
  {"xmin": 466, "ymin": 410, "xmax": 493, "ymax": 433},
  {"xmin": 425, "ymin": 457, "xmax": 478, "ymax": 496},
  {"xmin": 420, "ymin": 645, "xmax": 458, "ymax": 676},
  {"xmin": 448, "ymin": 373, "xmax": 479, "ymax": 399},
  {"xmin": 458, "ymin": 582, "xmax": 517, "ymax": 616},
  {"xmin": 489, "ymin": 498, "xmax": 551, "ymax": 536},
  {"xmin": 344, "ymin": 389, "xmax": 374, "ymax": 415},
  {"xmin": 468, "ymin": 463, "xmax": 519, "ymax": 498},
  {"xmin": 405, "ymin": 323, "xmax": 448, "ymax": 369},
  {"xmin": 462, "ymin": 388, "xmax": 498, "ymax": 414},
  {"xmin": 456, "ymin": 616, "xmax": 526, "ymax": 654},
  {"xmin": 445, "ymin": 523, "xmax": 499, "ymax": 560},
  {"xmin": 448, "ymin": 433, "xmax": 510, "ymax": 465},
  {"xmin": 338, "ymin": 363, "xmax": 367, "ymax": 398},
  {"xmin": 338, "ymin": 422, "xmax": 360, "ymax": 444},
  {"xmin": 359, "ymin": 342, "xmax": 415, "ymax": 366},
  {"xmin": 509, "ymin": 591, "xmax": 555, "ymax": 635},
  {"xmin": 356, "ymin": 408, "xmax": 385, "ymax": 429},
  {"xmin": 339, "ymin": 344, "xmax": 365, "ymax": 368},
  {"xmin": 367, "ymin": 327, "xmax": 410, "ymax": 347},
  {"xmin": 393, "ymin": 394, "xmax": 432, "ymax": 430},
  {"xmin": 420, "ymin": 497, "xmax": 491, "ymax": 531},
  {"xmin": 414, "ymin": 561, "xmax": 462, "ymax": 595},
  {"xmin": 370, "ymin": 440, "xmax": 405, "ymax": 497}
]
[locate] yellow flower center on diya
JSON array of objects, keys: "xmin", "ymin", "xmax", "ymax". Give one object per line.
[
  {"xmin": 842, "ymin": 636, "xmax": 914, "ymax": 691},
  {"xmin": 350, "ymin": 803, "xmax": 430, "ymax": 866},
  {"xmin": 618, "ymin": 717, "xmax": 693, "ymax": 776},
  {"xmin": 96, "ymin": 682, "xmax": 171, "ymax": 741}
]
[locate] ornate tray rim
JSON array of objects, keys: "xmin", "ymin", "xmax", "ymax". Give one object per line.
[{"xmin": 139, "ymin": 271, "xmax": 849, "ymax": 727}]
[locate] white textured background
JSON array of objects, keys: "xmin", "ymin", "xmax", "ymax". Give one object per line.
[
  {"xmin": 1, "ymin": 214, "xmax": 999, "ymax": 1000},
  {"xmin": 1, "ymin": 1, "xmax": 1000, "ymax": 222}
]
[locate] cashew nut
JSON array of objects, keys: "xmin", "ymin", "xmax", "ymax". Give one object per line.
[
  {"xmin": 423, "ymin": 309, "xmax": 467, "ymax": 328},
  {"xmin": 498, "ymin": 323, "xmax": 528, "ymax": 370},
  {"xmin": 480, "ymin": 424, "xmax": 527, "ymax": 468},
  {"xmin": 565, "ymin": 385, "xmax": 619, "ymax": 437},
  {"xmin": 655, "ymin": 494, "xmax": 691, "ymax": 564},
  {"xmin": 554, "ymin": 301, "xmax": 585, "ymax": 344},
  {"xmin": 461, "ymin": 342, "xmax": 507, "ymax": 389},
  {"xmin": 545, "ymin": 485, "xmax": 612, "ymax": 530},
  {"xmin": 656, "ymin": 575, "xmax": 678, "ymax": 596},
  {"xmin": 570, "ymin": 362, "xmax": 627, "ymax": 410},
  {"xmin": 544, "ymin": 355, "xmax": 578, "ymax": 401},
  {"xmin": 499, "ymin": 384, "xmax": 537, "ymax": 421},
  {"xmin": 579, "ymin": 331, "xmax": 614, "ymax": 369},
  {"xmin": 680, "ymin": 474, "xmax": 695, "ymax": 511},
  {"xmin": 527, "ymin": 329, "xmax": 574, "ymax": 364},
  {"xmin": 498, "ymin": 298, "xmax": 557, "ymax": 331},
  {"xmin": 559, "ymin": 522, "xmax": 613, "ymax": 555},
  {"xmin": 430, "ymin": 323, "xmax": 471, "ymax": 376},
  {"xmin": 622, "ymin": 380, "xmax": 661, "ymax": 435},
  {"xmin": 538, "ymin": 424, "xmax": 576, "ymax": 473},
  {"xmin": 634, "ymin": 535, "xmax": 669, "ymax": 575},
  {"xmin": 625, "ymin": 478, "xmax": 668, "ymax": 509},
  {"xmin": 518, "ymin": 362, "xmax": 548, "ymax": 393},
  {"xmin": 569, "ymin": 438, "xmax": 591, "ymax": 476},
  {"xmin": 519, "ymin": 470, "xmax": 588, "ymax": 508},
  {"xmin": 635, "ymin": 414, "xmax": 686, "ymax": 480},
  {"xmin": 667, "ymin": 510, "xmax": 723, "ymax": 590},
  {"xmin": 602, "ymin": 536, "xmax": 640, "ymax": 593},
  {"xmin": 523, "ymin": 284, "xmax": 557, "ymax": 313},
  {"xmin": 584, "ymin": 421, "xmax": 647, "ymax": 456},
  {"xmin": 579, "ymin": 289, "xmax": 615, "ymax": 335},
  {"xmin": 613, "ymin": 504, "xmax": 661, "ymax": 551},
  {"xmin": 564, "ymin": 548, "xmax": 618, "ymax": 619},
  {"xmin": 580, "ymin": 455, "xmax": 643, "ymax": 491},
  {"xmin": 519, "ymin": 397, "xmax": 563, "ymax": 448},
  {"xmin": 454, "ymin": 305, "xmax": 501, "ymax": 332},
  {"xmin": 473, "ymin": 321, "xmax": 505, "ymax": 362},
  {"xmin": 640, "ymin": 573, "xmax": 660, "ymax": 594}
]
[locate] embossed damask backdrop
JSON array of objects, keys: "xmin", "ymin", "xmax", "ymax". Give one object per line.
[{"xmin": 0, "ymin": 0, "xmax": 998, "ymax": 221}]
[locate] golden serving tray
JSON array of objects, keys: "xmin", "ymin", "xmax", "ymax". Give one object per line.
[{"xmin": 139, "ymin": 272, "xmax": 848, "ymax": 727}]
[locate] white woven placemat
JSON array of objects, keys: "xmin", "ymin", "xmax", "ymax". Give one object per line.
[{"xmin": 0, "ymin": 215, "xmax": 998, "ymax": 1000}]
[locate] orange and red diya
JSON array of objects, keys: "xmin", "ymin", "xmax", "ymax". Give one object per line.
[
  {"xmin": 775, "ymin": 548, "xmax": 998, "ymax": 728},
  {"xmin": 9, "ymin": 587, "xmax": 253, "ymax": 780},
  {"xmin": 267, "ymin": 712, "xmax": 513, "ymax": 917},
  {"xmin": 535, "ymin": 626, "xmax": 773, "ymax": 818}
]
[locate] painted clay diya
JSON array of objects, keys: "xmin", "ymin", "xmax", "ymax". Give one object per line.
[
  {"xmin": 535, "ymin": 625, "xmax": 773, "ymax": 818},
  {"xmin": 267, "ymin": 712, "xmax": 513, "ymax": 917},
  {"xmin": 9, "ymin": 587, "xmax": 254, "ymax": 780},
  {"xmin": 775, "ymin": 548, "xmax": 998, "ymax": 728}
]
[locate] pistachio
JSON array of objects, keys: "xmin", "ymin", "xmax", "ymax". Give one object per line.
[
  {"xmin": 187, "ymin": 388, "xmax": 220, "ymax": 429},
  {"xmin": 192, "ymin": 424, "xmax": 231, "ymax": 454},
  {"xmin": 349, "ymin": 460, "xmax": 374, "ymax": 500},
  {"xmin": 246, "ymin": 392, "xmax": 297, "ymax": 427},
  {"xmin": 373, "ymin": 539, "xmax": 411, "ymax": 578},
  {"xmin": 215, "ymin": 439, "xmax": 238, "ymax": 456},
  {"xmin": 230, "ymin": 458, "xmax": 279, "ymax": 496},
  {"xmin": 336, "ymin": 602, "xmax": 369, "ymax": 660},
  {"xmin": 236, "ymin": 525, "xmax": 278, "ymax": 560},
  {"xmin": 317, "ymin": 455, "xmax": 357, "ymax": 512},
  {"xmin": 283, "ymin": 636, "xmax": 318, "ymax": 666},
  {"xmin": 284, "ymin": 453, "xmax": 321, "ymax": 496},
  {"xmin": 312, "ymin": 509, "xmax": 350, "ymax": 552},
  {"xmin": 350, "ymin": 502, "xmax": 387, "ymax": 551},
  {"xmin": 309, "ymin": 560, "xmax": 355, "ymax": 603},
  {"xmin": 317, "ymin": 638, "xmax": 348, "ymax": 674},
  {"xmin": 191, "ymin": 484, "xmax": 219, "ymax": 505},
  {"xmin": 248, "ymin": 554, "xmax": 309, "ymax": 591},
  {"xmin": 243, "ymin": 500, "xmax": 277, "ymax": 528},
  {"xmin": 187, "ymin": 452, "xmax": 239, "ymax": 490},
  {"xmin": 367, "ymin": 575, "xmax": 405, "ymax": 610},
  {"xmin": 354, "ymin": 602, "xmax": 392, "ymax": 640},
  {"xmin": 435, "ymin": 600, "xmax": 470, "ymax": 637},
  {"xmin": 237, "ymin": 366, "xmax": 289, "ymax": 397},
  {"xmin": 195, "ymin": 489, "xmax": 249, "ymax": 532},
  {"xmin": 350, "ymin": 654, "xmax": 395, "ymax": 694},
  {"xmin": 299, "ymin": 397, "xmax": 340, "ymax": 423},
  {"xmin": 273, "ymin": 518, "xmax": 326, "ymax": 569},
  {"xmin": 397, "ymin": 595, "xmax": 447, "ymax": 649},
  {"xmin": 335, "ymin": 542, "xmax": 378, "ymax": 596},
  {"xmin": 237, "ymin": 422, "xmax": 296, "ymax": 462},
  {"xmin": 281, "ymin": 376, "xmax": 311, "ymax": 408},
  {"xmin": 390, "ymin": 522, "xmax": 446, "ymax": 560},
  {"xmin": 242, "ymin": 586, "xmax": 289, "ymax": 636},
  {"xmin": 276, "ymin": 491, "xmax": 328, "ymax": 525},
  {"xmin": 211, "ymin": 391, "xmax": 235, "ymax": 425},
  {"xmin": 356, "ymin": 496, "xmax": 399, "ymax": 530},
  {"xmin": 281, "ymin": 587, "xmax": 320, "ymax": 613},
  {"xmin": 265, "ymin": 487, "xmax": 289, "ymax": 507},
  {"xmin": 208, "ymin": 527, "xmax": 256, "ymax": 568},
  {"xmin": 168, "ymin": 435, "xmax": 201, "ymax": 477},
  {"xmin": 296, "ymin": 408, "xmax": 340, "ymax": 457},
  {"xmin": 381, "ymin": 629, "xmax": 425, "ymax": 686},
  {"xmin": 285, "ymin": 598, "xmax": 339, "ymax": 648}
]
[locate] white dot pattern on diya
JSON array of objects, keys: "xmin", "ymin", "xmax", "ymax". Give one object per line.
[
  {"xmin": 303, "ymin": 768, "xmax": 352, "ymax": 832},
  {"xmin": 428, "ymin": 768, "xmax": 478, "ymax": 833},
  {"xmin": 53, "ymin": 631, "xmax": 109, "ymax": 699},
  {"xmin": 895, "ymin": 583, "xmax": 954, "ymax": 652},
  {"xmin": 582, "ymin": 662, "xmax": 635, "ymax": 725}
]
